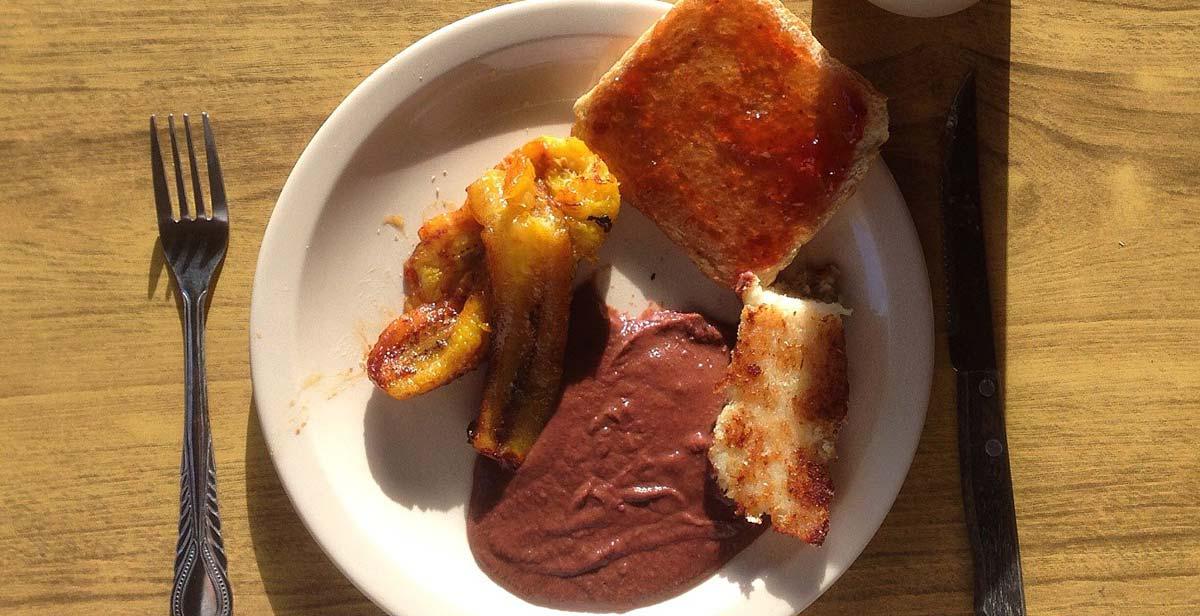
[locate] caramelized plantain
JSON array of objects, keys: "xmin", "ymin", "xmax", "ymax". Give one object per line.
[
  {"xmin": 469, "ymin": 213, "xmax": 576, "ymax": 465},
  {"xmin": 519, "ymin": 137, "xmax": 621, "ymax": 261},
  {"xmin": 367, "ymin": 136, "xmax": 618, "ymax": 464},
  {"xmin": 403, "ymin": 207, "xmax": 484, "ymax": 310},
  {"xmin": 367, "ymin": 294, "xmax": 491, "ymax": 400},
  {"xmin": 466, "ymin": 137, "xmax": 620, "ymax": 466}
]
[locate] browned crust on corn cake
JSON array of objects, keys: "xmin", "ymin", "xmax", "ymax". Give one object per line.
[{"xmin": 709, "ymin": 276, "xmax": 849, "ymax": 544}]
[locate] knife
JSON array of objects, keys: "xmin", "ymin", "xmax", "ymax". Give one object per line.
[{"xmin": 942, "ymin": 72, "xmax": 1028, "ymax": 616}]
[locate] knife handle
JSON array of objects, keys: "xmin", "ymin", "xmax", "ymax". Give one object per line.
[{"xmin": 957, "ymin": 369, "xmax": 1026, "ymax": 616}]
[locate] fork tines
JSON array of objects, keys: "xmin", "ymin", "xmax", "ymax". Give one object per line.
[{"xmin": 150, "ymin": 113, "xmax": 228, "ymax": 228}]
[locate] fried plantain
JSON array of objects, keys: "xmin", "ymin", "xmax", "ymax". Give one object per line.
[
  {"xmin": 469, "ymin": 212, "xmax": 576, "ymax": 466},
  {"xmin": 367, "ymin": 136, "xmax": 618, "ymax": 465},
  {"xmin": 467, "ymin": 137, "xmax": 620, "ymax": 466},
  {"xmin": 519, "ymin": 137, "xmax": 621, "ymax": 261},
  {"xmin": 366, "ymin": 293, "xmax": 491, "ymax": 400},
  {"xmin": 402, "ymin": 207, "xmax": 484, "ymax": 310}
]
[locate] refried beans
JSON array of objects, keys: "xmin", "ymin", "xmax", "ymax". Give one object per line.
[{"xmin": 467, "ymin": 290, "xmax": 763, "ymax": 611}]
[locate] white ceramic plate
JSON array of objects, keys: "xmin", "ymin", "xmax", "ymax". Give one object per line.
[{"xmin": 249, "ymin": 1, "xmax": 934, "ymax": 614}]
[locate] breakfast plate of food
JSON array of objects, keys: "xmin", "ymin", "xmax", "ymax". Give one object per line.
[{"xmin": 249, "ymin": 0, "xmax": 934, "ymax": 614}]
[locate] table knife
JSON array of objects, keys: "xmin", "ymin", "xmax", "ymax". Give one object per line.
[{"xmin": 942, "ymin": 72, "xmax": 1028, "ymax": 616}]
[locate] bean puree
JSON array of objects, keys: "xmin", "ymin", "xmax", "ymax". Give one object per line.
[{"xmin": 467, "ymin": 291, "xmax": 763, "ymax": 611}]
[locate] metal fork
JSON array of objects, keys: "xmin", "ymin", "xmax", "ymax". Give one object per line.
[{"xmin": 151, "ymin": 113, "xmax": 233, "ymax": 616}]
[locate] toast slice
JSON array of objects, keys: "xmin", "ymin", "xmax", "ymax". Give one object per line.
[
  {"xmin": 708, "ymin": 272, "xmax": 849, "ymax": 544},
  {"xmin": 573, "ymin": 0, "xmax": 888, "ymax": 288}
]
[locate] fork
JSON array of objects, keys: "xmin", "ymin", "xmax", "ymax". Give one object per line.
[{"xmin": 151, "ymin": 113, "xmax": 233, "ymax": 616}]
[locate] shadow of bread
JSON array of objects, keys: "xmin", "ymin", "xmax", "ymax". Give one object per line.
[{"xmin": 798, "ymin": 0, "xmax": 1010, "ymax": 614}]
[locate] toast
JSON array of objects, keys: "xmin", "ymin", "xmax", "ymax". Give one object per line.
[
  {"xmin": 708, "ymin": 272, "xmax": 850, "ymax": 544},
  {"xmin": 573, "ymin": 0, "xmax": 888, "ymax": 288}
]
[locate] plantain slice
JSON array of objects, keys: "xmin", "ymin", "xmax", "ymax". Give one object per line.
[
  {"xmin": 367, "ymin": 294, "xmax": 491, "ymax": 400},
  {"xmin": 520, "ymin": 137, "xmax": 621, "ymax": 261},
  {"xmin": 403, "ymin": 207, "xmax": 484, "ymax": 310},
  {"xmin": 367, "ymin": 136, "xmax": 618, "ymax": 466},
  {"xmin": 465, "ymin": 137, "xmax": 620, "ymax": 467},
  {"xmin": 468, "ymin": 191, "xmax": 576, "ymax": 466}
]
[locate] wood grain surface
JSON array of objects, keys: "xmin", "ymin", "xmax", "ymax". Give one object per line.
[{"xmin": 1, "ymin": 0, "xmax": 1197, "ymax": 614}]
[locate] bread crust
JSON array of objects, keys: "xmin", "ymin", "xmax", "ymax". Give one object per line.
[{"xmin": 574, "ymin": 0, "xmax": 888, "ymax": 287}]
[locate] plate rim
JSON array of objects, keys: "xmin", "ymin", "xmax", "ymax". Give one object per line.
[{"xmin": 249, "ymin": 1, "xmax": 934, "ymax": 614}]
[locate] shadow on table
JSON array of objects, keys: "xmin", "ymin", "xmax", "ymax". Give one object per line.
[
  {"xmin": 147, "ymin": 234, "xmax": 226, "ymax": 323},
  {"xmin": 802, "ymin": 0, "xmax": 1011, "ymax": 613},
  {"xmin": 807, "ymin": 0, "xmax": 1011, "ymax": 362},
  {"xmin": 245, "ymin": 403, "xmax": 385, "ymax": 615}
]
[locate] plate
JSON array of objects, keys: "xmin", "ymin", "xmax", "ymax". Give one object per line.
[{"xmin": 249, "ymin": 1, "xmax": 934, "ymax": 614}]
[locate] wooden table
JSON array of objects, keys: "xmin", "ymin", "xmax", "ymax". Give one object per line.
[{"xmin": 2, "ymin": 1, "xmax": 1197, "ymax": 614}]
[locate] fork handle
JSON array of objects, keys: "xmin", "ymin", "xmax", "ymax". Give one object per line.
[{"xmin": 171, "ymin": 292, "xmax": 233, "ymax": 616}]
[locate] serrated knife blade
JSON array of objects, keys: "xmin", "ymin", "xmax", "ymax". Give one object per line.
[{"xmin": 943, "ymin": 72, "xmax": 997, "ymax": 372}]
